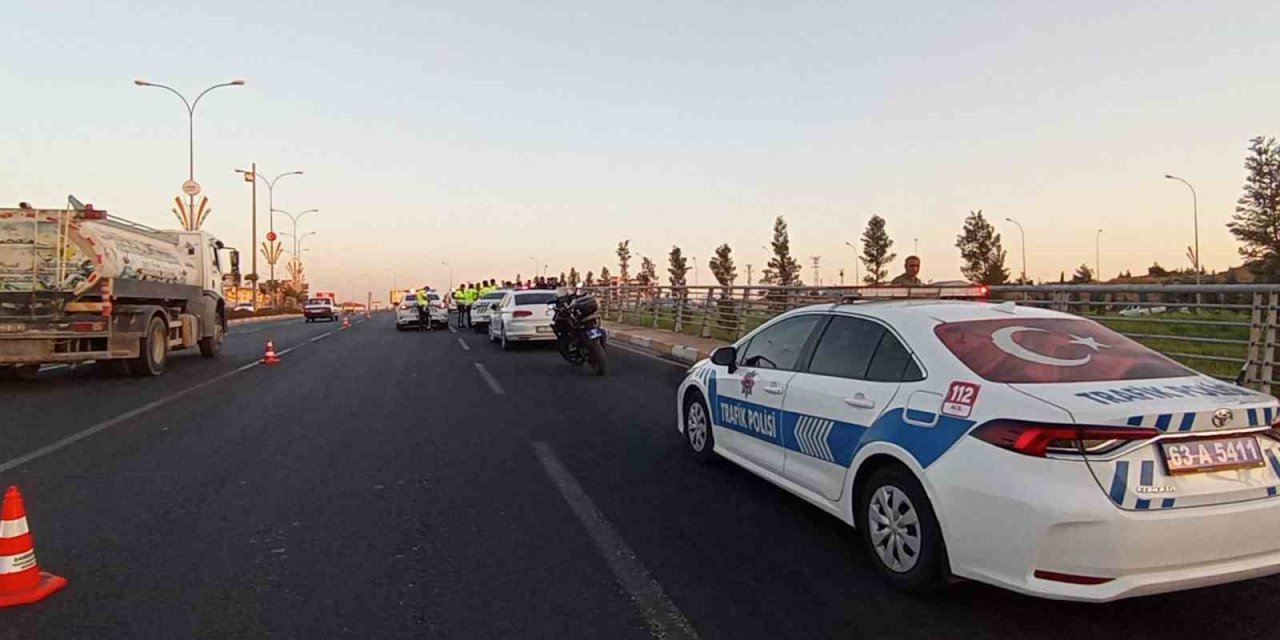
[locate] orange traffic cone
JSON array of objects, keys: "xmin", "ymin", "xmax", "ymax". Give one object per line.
[
  {"xmin": 342, "ymin": 316, "xmax": 351, "ymax": 330},
  {"xmin": 261, "ymin": 340, "xmax": 281, "ymax": 365},
  {"xmin": 0, "ymin": 486, "xmax": 67, "ymax": 607}
]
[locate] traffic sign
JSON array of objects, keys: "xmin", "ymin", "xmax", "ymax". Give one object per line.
[
  {"xmin": 181, "ymin": 180, "xmax": 201, "ymax": 196},
  {"xmin": 266, "ymin": 231, "xmax": 277, "ymax": 242}
]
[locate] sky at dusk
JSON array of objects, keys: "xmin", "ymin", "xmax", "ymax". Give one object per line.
[{"xmin": 4, "ymin": 0, "xmax": 1278, "ymax": 300}]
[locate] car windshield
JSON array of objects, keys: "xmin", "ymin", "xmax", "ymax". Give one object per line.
[
  {"xmin": 514, "ymin": 292, "xmax": 556, "ymax": 305},
  {"xmin": 481, "ymin": 291, "xmax": 506, "ymax": 300},
  {"xmin": 934, "ymin": 317, "xmax": 1195, "ymax": 383},
  {"xmin": 305, "ymin": 299, "xmax": 330, "ymax": 306}
]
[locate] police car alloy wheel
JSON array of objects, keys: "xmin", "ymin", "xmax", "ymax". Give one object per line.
[
  {"xmin": 683, "ymin": 394, "xmax": 715, "ymax": 461},
  {"xmin": 857, "ymin": 465, "xmax": 947, "ymax": 593}
]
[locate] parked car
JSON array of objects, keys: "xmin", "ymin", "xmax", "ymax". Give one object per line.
[
  {"xmin": 303, "ymin": 298, "xmax": 340, "ymax": 323},
  {"xmin": 395, "ymin": 292, "xmax": 447, "ymax": 330},
  {"xmin": 469, "ymin": 290, "xmax": 510, "ymax": 333},
  {"xmin": 676, "ymin": 296, "xmax": 1280, "ymax": 601},
  {"xmin": 488, "ymin": 290, "xmax": 558, "ymax": 349}
]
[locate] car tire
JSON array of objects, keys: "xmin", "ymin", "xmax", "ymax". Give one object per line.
[
  {"xmin": 501, "ymin": 329, "xmax": 511, "ymax": 351},
  {"xmin": 682, "ymin": 392, "xmax": 715, "ymax": 461},
  {"xmin": 126, "ymin": 316, "xmax": 169, "ymax": 377},
  {"xmin": 856, "ymin": 465, "xmax": 949, "ymax": 595}
]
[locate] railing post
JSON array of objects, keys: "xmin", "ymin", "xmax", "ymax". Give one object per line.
[
  {"xmin": 1248, "ymin": 292, "xmax": 1267, "ymax": 392},
  {"xmin": 701, "ymin": 288, "xmax": 711, "ymax": 338},
  {"xmin": 1263, "ymin": 292, "xmax": 1278, "ymax": 396}
]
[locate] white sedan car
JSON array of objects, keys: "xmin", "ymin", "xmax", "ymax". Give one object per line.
[
  {"xmin": 488, "ymin": 290, "xmax": 559, "ymax": 350},
  {"xmin": 676, "ymin": 295, "xmax": 1280, "ymax": 602},
  {"xmin": 468, "ymin": 290, "xmax": 510, "ymax": 333}
]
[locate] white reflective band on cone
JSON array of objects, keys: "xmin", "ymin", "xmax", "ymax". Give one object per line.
[
  {"xmin": 0, "ymin": 550, "xmax": 36, "ymax": 575},
  {"xmin": 0, "ymin": 517, "xmax": 29, "ymax": 538}
]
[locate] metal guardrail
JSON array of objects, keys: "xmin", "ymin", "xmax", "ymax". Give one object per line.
[{"xmin": 585, "ymin": 283, "xmax": 1280, "ymax": 395}]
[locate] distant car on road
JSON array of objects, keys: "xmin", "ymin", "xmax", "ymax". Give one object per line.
[
  {"xmin": 303, "ymin": 298, "xmax": 340, "ymax": 323},
  {"xmin": 469, "ymin": 290, "xmax": 510, "ymax": 333},
  {"xmin": 489, "ymin": 290, "xmax": 558, "ymax": 350},
  {"xmin": 395, "ymin": 292, "xmax": 447, "ymax": 330},
  {"xmin": 676, "ymin": 292, "xmax": 1280, "ymax": 601}
]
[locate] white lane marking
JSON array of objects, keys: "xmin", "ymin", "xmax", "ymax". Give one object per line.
[
  {"xmin": 473, "ymin": 362, "xmax": 505, "ymax": 396},
  {"xmin": 533, "ymin": 442, "xmax": 699, "ymax": 640},
  {"xmin": 310, "ymin": 331, "xmax": 336, "ymax": 343},
  {"xmin": 457, "ymin": 338, "xmax": 471, "ymax": 351},
  {"xmin": 448, "ymin": 325, "xmax": 457, "ymax": 334},
  {"xmin": 610, "ymin": 343, "xmax": 690, "ymax": 368},
  {"xmin": 0, "ymin": 359, "xmax": 260, "ymax": 474},
  {"xmin": 40, "ymin": 364, "xmax": 69, "ymax": 372}
]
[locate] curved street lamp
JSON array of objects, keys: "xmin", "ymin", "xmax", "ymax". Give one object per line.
[
  {"xmin": 135, "ymin": 78, "xmax": 245, "ymax": 217},
  {"xmin": 1164, "ymin": 174, "xmax": 1201, "ymax": 286},
  {"xmin": 1005, "ymin": 217, "xmax": 1027, "ymax": 283}
]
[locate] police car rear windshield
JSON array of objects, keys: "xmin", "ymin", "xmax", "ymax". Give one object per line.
[
  {"xmin": 305, "ymin": 299, "xmax": 332, "ymax": 306},
  {"xmin": 402, "ymin": 294, "xmax": 439, "ymax": 304},
  {"xmin": 480, "ymin": 291, "xmax": 506, "ymax": 300},
  {"xmin": 935, "ymin": 317, "xmax": 1194, "ymax": 384},
  {"xmin": 514, "ymin": 292, "xmax": 556, "ymax": 304}
]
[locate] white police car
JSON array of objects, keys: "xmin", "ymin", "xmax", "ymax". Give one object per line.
[{"xmin": 676, "ymin": 290, "xmax": 1280, "ymax": 601}]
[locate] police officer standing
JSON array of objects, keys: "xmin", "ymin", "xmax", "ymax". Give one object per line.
[{"xmin": 415, "ymin": 286, "xmax": 433, "ymax": 332}]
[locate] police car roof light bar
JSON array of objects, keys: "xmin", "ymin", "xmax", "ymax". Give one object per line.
[{"xmin": 840, "ymin": 284, "xmax": 989, "ymax": 304}]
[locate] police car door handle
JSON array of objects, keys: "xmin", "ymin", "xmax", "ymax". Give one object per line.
[
  {"xmin": 845, "ymin": 395, "xmax": 876, "ymax": 409},
  {"xmin": 763, "ymin": 383, "xmax": 785, "ymax": 395}
]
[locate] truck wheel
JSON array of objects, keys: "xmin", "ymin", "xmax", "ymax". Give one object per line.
[
  {"xmin": 199, "ymin": 313, "xmax": 225, "ymax": 357},
  {"xmin": 127, "ymin": 316, "xmax": 169, "ymax": 377}
]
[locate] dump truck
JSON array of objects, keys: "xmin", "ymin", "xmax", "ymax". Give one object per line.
[{"xmin": 0, "ymin": 199, "xmax": 239, "ymax": 380}]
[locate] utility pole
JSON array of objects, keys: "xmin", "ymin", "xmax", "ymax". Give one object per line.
[
  {"xmin": 746, "ymin": 264, "xmax": 753, "ymax": 286},
  {"xmin": 810, "ymin": 256, "xmax": 821, "ymax": 286}
]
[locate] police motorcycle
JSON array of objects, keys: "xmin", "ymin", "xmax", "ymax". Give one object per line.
[{"xmin": 548, "ymin": 290, "xmax": 608, "ymax": 376}]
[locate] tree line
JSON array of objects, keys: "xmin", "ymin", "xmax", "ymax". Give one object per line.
[{"xmin": 555, "ymin": 135, "xmax": 1279, "ymax": 289}]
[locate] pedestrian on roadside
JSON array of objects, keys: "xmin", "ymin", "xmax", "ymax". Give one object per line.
[{"xmin": 890, "ymin": 256, "xmax": 923, "ymax": 286}]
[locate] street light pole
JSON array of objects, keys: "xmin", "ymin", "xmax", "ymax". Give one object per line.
[
  {"xmin": 1095, "ymin": 229, "xmax": 1103, "ymax": 283},
  {"xmin": 441, "ymin": 262, "xmax": 453, "ymax": 290},
  {"xmin": 236, "ymin": 169, "xmax": 303, "ymax": 306},
  {"xmin": 527, "ymin": 256, "xmax": 538, "ymax": 281},
  {"xmin": 135, "ymin": 78, "xmax": 245, "ymax": 220},
  {"xmin": 1165, "ymin": 175, "xmax": 1201, "ymax": 286},
  {"xmin": 843, "ymin": 241, "xmax": 861, "ymax": 286},
  {"xmin": 1005, "ymin": 218, "xmax": 1027, "ymax": 283}
]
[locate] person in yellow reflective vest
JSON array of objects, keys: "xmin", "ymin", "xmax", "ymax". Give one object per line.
[
  {"xmin": 414, "ymin": 287, "xmax": 433, "ymax": 332},
  {"xmin": 461, "ymin": 283, "xmax": 477, "ymax": 327},
  {"xmin": 454, "ymin": 284, "xmax": 469, "ymax": 328}
]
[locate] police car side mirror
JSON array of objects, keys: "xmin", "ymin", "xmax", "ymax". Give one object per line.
[{"xmin": 711, "ymin": 346, "xmax": 737, "ymax": 372}]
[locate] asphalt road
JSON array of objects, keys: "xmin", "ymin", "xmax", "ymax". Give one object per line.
[{"xmin": 2, "ymin": 313, "xmax": 1278, "ymax": 639}]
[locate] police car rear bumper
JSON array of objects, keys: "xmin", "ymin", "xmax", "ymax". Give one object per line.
[{"xmin": 929, "ymin": 438, "xmax": 1280, "ymax": 602}]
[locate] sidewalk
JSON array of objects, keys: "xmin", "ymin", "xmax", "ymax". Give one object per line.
[{"xmin": 602, "ymin": 321, "xmax": 729, "ymax": 364}]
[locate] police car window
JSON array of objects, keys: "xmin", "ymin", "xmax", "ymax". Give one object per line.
[
  {"xmin": 515, "ymin": 292, "xmax": 557, "ymax": 304},
  {"xmin": 807, "ymin": 316, "xmax": 883, "ymax": 379},
  {"xmin": 481, "ymin": 291, "xmax": 506, "ymax": 300},
  {"xmin": 934, "ymin": 318, "xmax": 1194, "ymax": 383},
  {"xmin": 866, "ymin": 332, "xmax": 916, "ymax": 382},
  {"xmin": 738, "ymin": 315, "xmax": 821, "ymax": 371}
]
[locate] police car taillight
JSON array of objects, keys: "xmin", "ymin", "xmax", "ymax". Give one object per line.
[{"xmin": 971, "ymin": 420, "xmax": 1158, "ymax": 457}]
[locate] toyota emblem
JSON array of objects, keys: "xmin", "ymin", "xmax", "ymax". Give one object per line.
[{"xmin": 1211, "ymin": 408, "xmax": 1234, "ymax": 428}]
